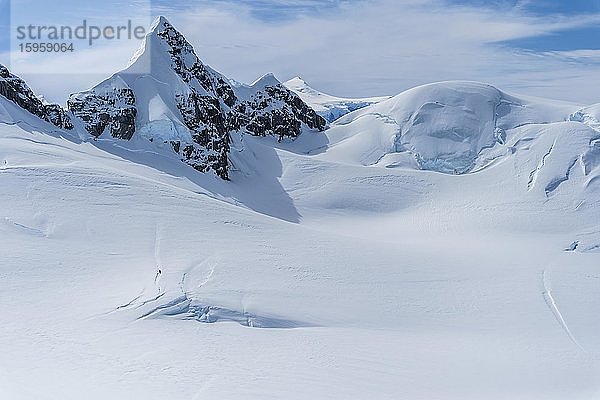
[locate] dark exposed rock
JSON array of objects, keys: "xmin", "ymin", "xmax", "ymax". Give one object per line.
[
  {"xmin": 156, "ymin": 22, "xmax": 236, "ymax": 108},
  {"xmin": 45, "ymin": 104, "xmax": 74, "ymax": 130},
  {"xmin": 232, "ymin": 84, "xmax": 326, "ymax": 141},
  {"xmin": 68, "ymin": 87, "xmax": 137, "ymax": 140},
  {"xmin": 265, "ymin": 86, "xmax": 327, "ymax": 131},
  {"xmin": 175, "ymin": 92, "xmax": 230, "ymax": 180},
  {"xmin": 0, "ymin": 64, "xmax": 73, "ymax": 130}
]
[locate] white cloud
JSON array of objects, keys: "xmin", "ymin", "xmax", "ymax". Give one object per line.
[
  {"xmin": 0, "ymin": 39, "xmax": 144, "ymax": 104},
  {"xmin": 163, "ymin": 0, "xmax": 600, "ymax": 103},
  {"xmin": 542, "ymin": 49, "xmax": 600, "ymax": 63},
  {"xmin": 2, "ymin": 0, "xmax": 600, "ymax": 105}
]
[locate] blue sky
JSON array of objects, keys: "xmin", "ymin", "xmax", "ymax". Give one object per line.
[
  {"xmin": 0, "ymin": 0, "xmax": 8, "ymax": 52},
  {"xmin": 447, "ymin": 0, "xmax": 600, "ymax": 51},
  {"xmin": 1, "ymin": 0, "xmax": 600, "ymax": 103},
  {"xmin": 449, "ymin": 0, "xmax": 600, "ymax": 14},
  {"xmin": 151, "ymin": 0, "xmax": 352, "ymax": 22},
  {"xmin": 148, "ymin": 0, "xmax": 600, "ymax": 52}
]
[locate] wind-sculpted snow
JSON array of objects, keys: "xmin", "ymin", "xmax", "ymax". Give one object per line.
[
  {"xmin": 582, "ymin": 138, "xmax": 600, "ymax": 175},
  {"xmin": 565, "ymin": 231, "xmax": 600, "ymax": 253},
  {"xmin": 569, "ymin": 104, "xmax": 600, "ymax": 134},
  {"xmin": 138, "ymin": 295, "xmax": 307, "ymax": 328}
]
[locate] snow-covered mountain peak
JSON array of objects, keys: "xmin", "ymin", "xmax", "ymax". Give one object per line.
[
  {"xmin": 285, "ymin": 77, "xmax": 311, "ymax": 92},
  {"xmin": 250, "ymin": 73, "xmax": 282, "ymax": 90},
  {"xmin": 284, "ymin": 77, "xmax": 390, "ymax": 122},
  {"xmin": 66, "ymin": 17, "xmax": 326, "ymax": 180},
  {"xmin": 125, "ymin": 15, "xmax": 236, "ymax": 107},
  {"xmin": 150, "ymin": 15, "xmax": 172, "ymax": 32}
]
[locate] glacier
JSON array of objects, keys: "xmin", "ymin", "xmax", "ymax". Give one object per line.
[{"xmin": 1, "ymin": 16, "xmax": 600, "ymax": 400}]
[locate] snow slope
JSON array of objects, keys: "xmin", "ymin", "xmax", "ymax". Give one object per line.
[
  {"xmin": 2, "ymin": 74, "xmax": 600, "ymax": 398},
  {"xmin": 284, "ymin": 76, "xmax": 390, "ymax": 122}
]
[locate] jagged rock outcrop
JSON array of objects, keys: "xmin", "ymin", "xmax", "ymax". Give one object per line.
[
  {"xmin": 0, "ymin": 64, "xmax": 73, "ymax": 130},
  {"xmin": 67, "ymin": 17, "xmax": 326, "ymax": 180},
  {"xmin": 231, "ymin": 81, "xmax": 326, "ymax": 141},
  {"xmin": 68, "ymin": 83, "xmax": 137, "ymax": 140},
  {"xmin": 156, "ymin": 21, "xmax": 237, "ymax": 108},
  {"xmin": 176, "ymin": 92, "xmax": 230, "ymax": 178}
]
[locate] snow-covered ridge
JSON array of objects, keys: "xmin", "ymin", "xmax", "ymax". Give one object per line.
[
  {"xmin": 284, "ymin": 77, "xmax": 390, "ymax": 122},
  {"xmin": 318, "ymin": 81, "xmax": 584, "ymax": 174}
]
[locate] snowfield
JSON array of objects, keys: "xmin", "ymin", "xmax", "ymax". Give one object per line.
[{"xmin": 2, "ymin": 65, "xmax": 600, "ymax": 398}]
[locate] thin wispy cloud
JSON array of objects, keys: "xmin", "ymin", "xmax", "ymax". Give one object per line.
[
  {"xmin": 162, "ymin": 0, "xmax": 600, "ymax": 103},
  {"xmin": 1, "ymin": 0, "xmax": 599, "ymax": 104}
]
